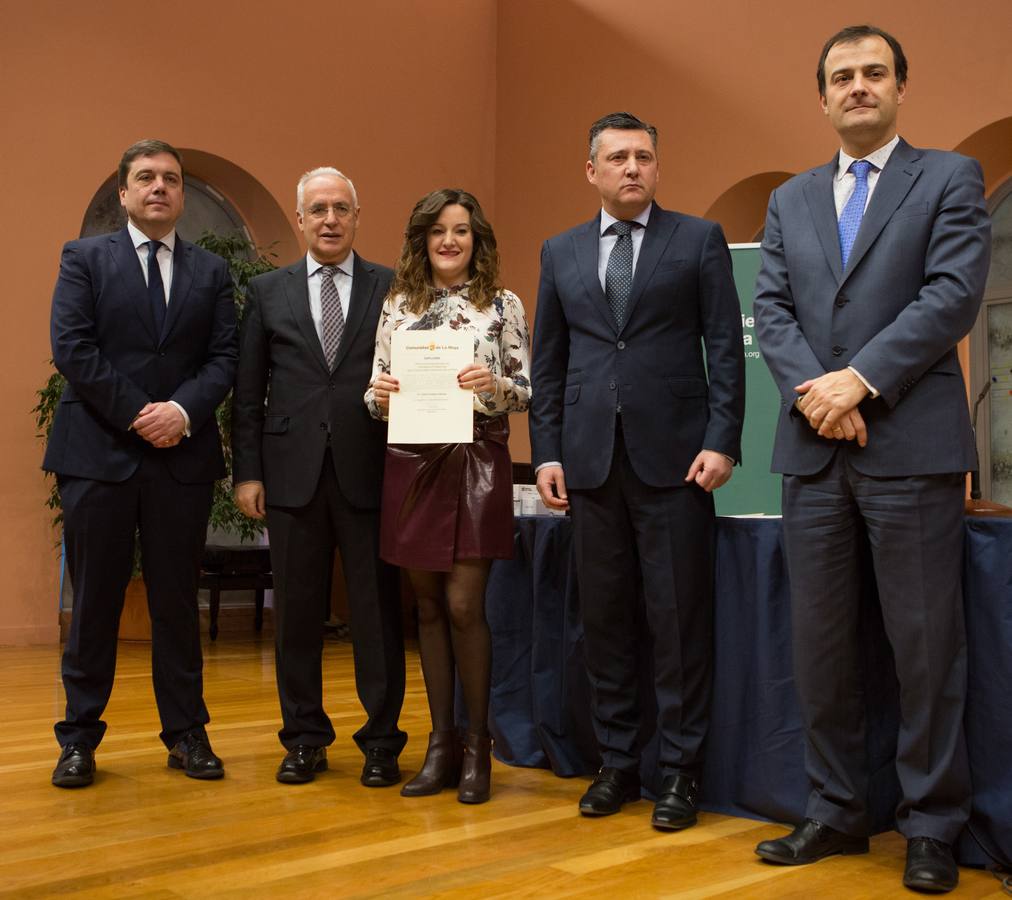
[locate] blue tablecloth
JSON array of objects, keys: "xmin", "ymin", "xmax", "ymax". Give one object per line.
[{"xmin": 484, "ymin": 515, "xmax": 1012, "ymax": 868}]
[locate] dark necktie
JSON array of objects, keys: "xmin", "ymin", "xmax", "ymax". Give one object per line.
[
  {"xmin": 605, "ymin": 220, "xmax": 634, "ymax": 327},
  {"xmin": 147, "ymin": 240, "xmax": 166, "ymax": 337},
  {"xmin": 319, "ymin": 265, "xmax": 346, "ymax": 368},
  {"xmin": 838, "ymin": 160, "xmax": 872, "ymax": 268}
]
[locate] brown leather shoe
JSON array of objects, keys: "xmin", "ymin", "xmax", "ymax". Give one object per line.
[
  {"xmin": 401, "ymin": 731, "xmax": 463, "ymax": 797},
  {"xmin": 457, "ymin": 732, "xmax": 492, "ymax": 804},
  {"xmin": 755, "ymin": 818, "xmax": 868, "ymax": 864}
]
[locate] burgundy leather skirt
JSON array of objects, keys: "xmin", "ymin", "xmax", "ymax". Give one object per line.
[{"xmin": 380, "ymin": 414, "xmax": 514, "ymax": 572}]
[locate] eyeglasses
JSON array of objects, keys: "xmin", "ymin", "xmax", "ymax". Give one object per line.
[{"xmin": 305, "ymin": 203, "xmax": 355, "ymax": 220}]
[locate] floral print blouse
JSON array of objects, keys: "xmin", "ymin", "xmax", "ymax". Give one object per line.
[{"xmin": 365, "ymin": 285, "xmax": 531, "ymax": 420}]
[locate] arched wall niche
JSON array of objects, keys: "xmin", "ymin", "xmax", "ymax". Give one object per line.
[
  {"xmin": 951, "ymin": 118, "xmax": 1012, "ymax": 408},
  {"xmin": 178, "ymin": 148, "xmax": 300, "ymax": 262},
  {"xmin": 954, "ymin": 117, "xmax": 1012, "ymax": 194},
  {"xmin": 704, "ymin": 172, "xmax": 794, "ymax": 243}
]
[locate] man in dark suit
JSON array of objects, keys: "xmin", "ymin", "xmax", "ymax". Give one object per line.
[
  {"xmin": 529, "ymin": 112, "xmax": 745, "ymax": 830},
  {"xmin": 45, "ymin": 139, "xmax": 238, "ymax": 787},
  {"xmin": 232, "ymin": 167, "xmax": 405, "ymax": 786},
  {"xmin": 753, "ymin": 26, "xmax": 991, "ymax": 893}
]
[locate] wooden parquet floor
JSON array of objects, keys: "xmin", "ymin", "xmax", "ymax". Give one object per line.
[{"xmin": 0, "ymin": 637, "xmax": 1005, "ymax": 898}]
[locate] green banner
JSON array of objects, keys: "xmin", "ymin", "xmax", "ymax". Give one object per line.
[{"xmin": 714, "ymin": 244, "xmax": 782, "ymax": 516}]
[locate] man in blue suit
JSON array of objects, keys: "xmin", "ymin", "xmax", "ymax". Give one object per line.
[
  {"xmin": 530, "ymin": 112, "xmax": 745, "ymax": 830},
  {"xmin": 753, "ymin": 26, "xmax": 991, "ymax": 892},
  {"xmin": 44, "ymin": 140, "xmax": 238, "ymax": 787}
]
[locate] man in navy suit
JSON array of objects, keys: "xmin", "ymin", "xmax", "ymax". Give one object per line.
[
  {"xmin": 753, "ymin": 26, "xmax": 991, "ymax": 892},
  {"xmin": 45, "ymin": 140, "xmax": 238, "ymax": 786},
  {"xmin": 232, "ymin": 168, "xmax": 405, "ymax": 787},
  {"xmin": 530, "ymin": 112, "xmax": 745, "ymax": 829}
]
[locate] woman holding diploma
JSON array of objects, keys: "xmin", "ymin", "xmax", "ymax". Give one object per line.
[{"xmin": 365, "ymin": 189, "xmax": 530, "ymax": 803}]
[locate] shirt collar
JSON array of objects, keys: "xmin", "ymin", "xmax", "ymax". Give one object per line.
[
  {"xmin": 307, "ymin": 250, "xmax": 355, "ymax": 278},
  {"xmin": 836, "ymin": 134, "xmax": 901, "ymax": 182},
  {"xmin": 127, "ymin": 219, "xmax": 176, "ymax": 252},
  {"xmin": 600, "ymin": 203, "xmax": 652, "ymax": 236}
]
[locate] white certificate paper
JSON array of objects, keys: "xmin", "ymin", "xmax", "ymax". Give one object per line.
[{"xmin": 388, "ymin": 329, "xmax": 474, "ymax": 444}]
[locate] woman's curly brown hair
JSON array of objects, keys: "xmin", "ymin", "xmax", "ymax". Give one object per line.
[{"xmin": 391, "ymin": 188, "xmax": 501, "ymax": 314}]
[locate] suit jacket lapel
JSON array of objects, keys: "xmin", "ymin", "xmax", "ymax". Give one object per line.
[
  {"xmin": 803, "ymin": 159, "xmax": 844, "ymax": 286},
  {"xmin": 842, "ymin": 139, "xmax": 922, "ymax": 280},
  {"xmin": 624, "ymin": 202, "xmax": 676, "ymax": 331},
  {"xmin": 332, "ymin": 255, "xmax": 377, "ymax": 371},
  {"xmin": 108, "ymin": 228, "xmax": 159, "ymax": 343},
  {"xmin": 161, "ymin": 239, "xmax": 194, "ymax": 345},
  {"xmin": 284, "ymin": 259, "xmax": 330, "ymax": 373},
  {"xmin": 573, "ymin": 214, "xmax": 618, "ymax": 335}
]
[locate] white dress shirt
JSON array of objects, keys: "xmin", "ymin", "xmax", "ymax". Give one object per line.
[
  {"xmin": 598, "ymin": 205, "xmax": 651, "ymax": 289},
  {"xmin": 834, "ymin": 135, "xmax": 900, "ymax": 398},
  {"xmin": 126, "ymin": 219, "xmax": 190, "ymax": 433},
  {"xmin": 128, "ymin": 219, "xmax": 175, "ymax": 299},
  {"xmin": 306, "ymin": 250, "xmax": 354, "ymax": 348},
  {"xmin": 834, "ymin": 134, "xmax": 900, "ymax": 216}
]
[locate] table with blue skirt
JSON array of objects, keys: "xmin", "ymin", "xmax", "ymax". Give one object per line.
[{"xmin": 482, "ymin": 514, "xmax": 1012, "ymax": 868}]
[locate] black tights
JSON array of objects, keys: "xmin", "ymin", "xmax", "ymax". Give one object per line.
[{"xmin": 408, "ymin": 558, "xmax": 492, "ymax": 737}]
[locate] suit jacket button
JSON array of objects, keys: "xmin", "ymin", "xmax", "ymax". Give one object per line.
[
  {"xmin": 835, "ymin": 297, "xmax": 848, "ymax": 308},
  {"xmin": 609, "ymin": 381, "xmax": 616, "ymax": 390},
  {"xmin": 617, "ymin": 340, "xmax": 626, "ymax": 350},
  {"xmin": 319, "ymin": 422, "xmax": 328, "ymax": 431},
  {"xmin": 832, "ymin": 345, "xmax": 845, "ymax": 356}
]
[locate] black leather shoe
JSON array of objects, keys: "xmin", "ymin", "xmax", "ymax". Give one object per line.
[
  {"xmin": 651, "ymin": 773, "xmax": 699, "ymax": 831},
  {"xmin": 276, "ymin": 745, "xmax": 328, "ymax": 784},
  {"xmin": 903, "ymin": 837, "xmax": 958, "ymax": 893},
  {"xmin": 167, "ymin": 732, "xmax": 224, "ymax": 780},
  {"xmin": 361, "ymin": 747, "xmax": 400, "ymax": 787},
  {"xmin": 52, "ymin": 743, "xmax": 94, "ymax": 788},
  {"xmin": 755, "ymin": 818, "xmax": 869, "ymax": 864},
  {"xmin": 579, "ymin": 767, "xmax": 641, "ymax": 816}
]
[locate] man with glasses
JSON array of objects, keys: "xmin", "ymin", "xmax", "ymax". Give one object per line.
[{"xmin": 232, "ymin": 168, "xmax": 406, "ymax": 787}]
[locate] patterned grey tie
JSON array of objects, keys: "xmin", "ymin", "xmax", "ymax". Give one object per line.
[
  {"xmin": 319, "ymin": 264, "xmax": 345, "ymax": 368},
  {"xmin": 605, "ymin": 220, "xmax": 634, "ymax": 328}
]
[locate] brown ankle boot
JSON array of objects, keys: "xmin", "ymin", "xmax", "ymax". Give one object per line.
[
  {"xmin": 457, "ymin": 732, "xmax": 492, "ymax": 804},
  {"xmin": 400, "ymin": 731, "xmax": 462, "ymax": 797}
]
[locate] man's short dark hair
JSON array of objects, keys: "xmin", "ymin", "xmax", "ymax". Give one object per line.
[
  {"xmin": 817, "ymin": 25, "xmax": 908, "ymax": 97},
  {"xmin": 589, "ymin": 112, "xmax": 658, "ymax": 161},
  {"xmin": 118, "ymin": 139, "xmax": 184, "ymax": 188}
]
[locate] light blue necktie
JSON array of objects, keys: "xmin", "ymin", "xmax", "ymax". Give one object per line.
[{"xmin": 838, "ymin": 160, "xmax": 872, "ymax": 268}]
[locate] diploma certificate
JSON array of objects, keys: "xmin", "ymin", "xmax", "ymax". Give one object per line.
[{"xmin": 388, "ymin": 329, "xmax": 474, "ymax": 444}]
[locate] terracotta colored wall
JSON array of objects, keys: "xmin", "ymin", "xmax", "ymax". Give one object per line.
[
  {"xmin": 493, "ymin": 0, "xmax": 1012, "ymax": 464},
  {"xmin": 3, "ymin": 0, "xmax": 1010, "ymax": 644},
  {"xmin": 1, "ymin": 0, "xmax": 498, "ymax": 644}
]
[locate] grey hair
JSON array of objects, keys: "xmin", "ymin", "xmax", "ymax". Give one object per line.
[{"xmin": 296, "ymin": 166, "xmax": 359, "ymax": 212}]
